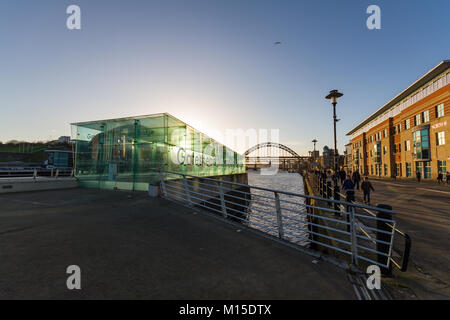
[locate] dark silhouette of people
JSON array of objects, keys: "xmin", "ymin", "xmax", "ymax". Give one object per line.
[
  {"xmin": 352, "ymin": 170, "xmax": 361, "ymax": 190},
  {"xmin": 361, "ymin": 177, "xmax": 375, "ymax": 205}
]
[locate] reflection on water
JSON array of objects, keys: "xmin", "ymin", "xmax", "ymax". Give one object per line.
[{"xmin": 247, "ymin": 170, "xmax": 309, "ymax": 246}]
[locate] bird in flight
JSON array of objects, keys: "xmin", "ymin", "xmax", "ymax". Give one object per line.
[{"xmin": 274, "ymin": 41, "xmax": 282, "ymax": 45}]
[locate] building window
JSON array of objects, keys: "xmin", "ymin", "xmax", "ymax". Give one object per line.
[
  {"xmin": 374, "ymin": 143, "xmax": 381, "ymax": 164},
  {"xmin": 405, "ymin": 140, "xmax": 411, "ymax": 151},
  {"xmin": 370, "ymin": 150, "xmax": 373, "ymax": 157},
  {"xmin": 406, "ymin": 163, "xmax": 411, "ymax": 177},
  {"xmin": 396, "ymin": 163, "xmax": 402, "ymax": 177},
  {"xmin": 393, "ymin": 144, "xmax": 397, "ymax": 153},
  {"xmin": 423, "ymin": 110, "xmax": 429, "ymax": 123},
  {"xmin": 397, "ymin": 124, "xmax": 402, "ymax": 133},
  {"xmin": 415, "ymin": 114, "xmax": 421, "ymax": 126},
  {"xmin": 438, "ymin": 160, "xmax": 447, "ymax": 174},
  {"xmin": 437, "ymin": 131, "xmax": 445, "ymax": 146},
  {"xmin": 416, "ymin": 162, "xmax": 423, "ymax": 177},
  {"xmin": 413, "ymin": 129, "xmax": 430, "ymax": 160},
  {"xmin": 436, "ymin": 103, "xmax": 445, "ymax": 118},
  {"xmin": 424, "ymin": 161, "xmax": 431, "ymax": 178},
  {"xmin": 405, "ymin": 119, "xmax": 410, "ymax": 130},
  {"xmin": 398, "ymin": 143, "xmax": 401, "ymax": 153},
  {"xmin": 371, "ymin": 165, "xmax": 374, "ymax": 175},
  {"xmin": 393, "ymin": 126, "xmax": 397, "ymax": 135},
  {"xmin": 383, "ymin": 145, "xmax": 387, "ymax": 155},
  {"xmin": 384, "ymin": 164, "xmax": 388, "ymax": 176},
  {"xmin": 383, "ymin": 129, "xmax": 387, "ymax": 138}
]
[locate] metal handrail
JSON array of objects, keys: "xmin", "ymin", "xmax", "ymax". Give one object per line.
[
  {"xmin": 310, "ymin": 173, "xmax": 411, "ymax": 272},
  {"xmin": 158, "ymin": 169, "xmax": 396, "ymax": 214},
  {"xmin": 157, "ymin": 169, "xmax": 398, "ymax": 270}
]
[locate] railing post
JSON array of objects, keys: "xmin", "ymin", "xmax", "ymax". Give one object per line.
[
  {"xmin": 50, "ymin": 168, "xmax": 54, "ymax": 177},
  {"xmin": 274, "ymin": 192, "xmax": 284, "ymax": 239},
  {"xmin": 55, "ymin": 169, "xmax": 59, "ymax": 179},
  {"xmin": 326, "ymin": 181, "xmax": 331, "ymax": 200},
  {"xmin": 159, "ymin": 170, "xmax": 167, "ymax": 197},
  {"xmin": 376, "ymin": 204, "xmax": 394, "ymax": 276},
  {"xmin": 401, "ymin": 234, "xmax": 412, "ymax": 272},
  {"xmin": 218, "ymin": 182, "xmax": 228, "ymax": 218},
  {"xmin": 333, "ymin": 185, "xmax": 340, "ymax": 216},
  {"xmin": 33, "ymin": 169, "xmax": 37, "ymax": 181},
  {"xmin": 349, "ymin": 205, "xmax": 358, "ymax": 267},
  {"xmin": 183, "ymin": 175, "xmax": 192, "ymax": 206}
]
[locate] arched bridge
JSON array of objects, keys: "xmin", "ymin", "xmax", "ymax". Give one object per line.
[{"xmin": 244, "ymin": 142, "xmax": 310, "ymax": 171}]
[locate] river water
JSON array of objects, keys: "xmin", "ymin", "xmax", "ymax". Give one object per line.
[{"xmin": 246, "ymin": 170, "xmax": 309, "ymax": 246}]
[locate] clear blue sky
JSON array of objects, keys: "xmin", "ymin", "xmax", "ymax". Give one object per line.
[{"xmin": 1, "ymin": 0, "xmax": 449, "ymax": 154}]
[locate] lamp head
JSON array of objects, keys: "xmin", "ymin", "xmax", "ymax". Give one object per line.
[{"xmin": 325, "ymin": 90, "xmax": 343, "ymax": 104}]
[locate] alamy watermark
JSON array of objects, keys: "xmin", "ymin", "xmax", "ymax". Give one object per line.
[
  {"xmin": 366, "ymin": 265, "xmax": 381, "ymax": 290},
  {"xmin": 168, "ymin": 128, "xmax": 281, "ymax": 175},
  {"xmin": 66, "ymin": 265, "xmax": 81, "ymax": 290},
  {"xmin": 366, "ymin": 5, "xmax": 381, "ymax": 30},
  {"xmin": 66, "ymin": 5, "xmax": 81, "ymax": 30}
]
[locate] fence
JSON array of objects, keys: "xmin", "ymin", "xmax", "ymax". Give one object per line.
[
  {"xmin": 312, "ymin": 173, "xmax": 411, "ymax": 273},
  {"xmin": 0, "ymin": 168, "xmax": 74, "ymax": 179},
  {"xmin": 157, "ymin": 169, "xmax": 399, "ymax": 272}
]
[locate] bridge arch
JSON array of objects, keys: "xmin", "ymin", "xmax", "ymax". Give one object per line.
[{"xmin": 244, "ymin": 142, "xmax": 302, "ymax": 158}]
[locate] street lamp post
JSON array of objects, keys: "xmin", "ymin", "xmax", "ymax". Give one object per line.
[
  {"xmin": 311, "ymin": 139, "xmax": 317, "ymax": 159},
  {"xmin": 325, "ymin": 89, "xmax": 343, "ymax": 175}
]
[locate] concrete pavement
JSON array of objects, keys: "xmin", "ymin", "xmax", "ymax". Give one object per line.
[
  {"xmin": 0, "ymin": 188, "xmax": 356, "ymax": 299},
  {"xmin": 352, "ymin": 177, "xmax": 450, "ymax": 299}
]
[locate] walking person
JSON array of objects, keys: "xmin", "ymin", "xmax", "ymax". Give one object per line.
[
  {"xmin": 416, "ymin": 169, "xmax": 421, "ymax": 183},
  {"xmin": 352, "ymin": 169, "xmax": 361, "ymax": 190},
  {"xmin": 342, "ymin": 175, "xmax": 355, "ymax": 203},
  {"xmin": 446, "ymin": 172, "xmax": 450, "ymax": 185},
  {"xmin": 340, "ymin": 170, "xmax": 346, "ymax": 184},
  {"xmin": 437, "ymin": 172, "xmax": 444, "ymax": 184},
  {"xmin": 326, "ymin": 170, "xmax": 333, "ymax": 201},
  {"xmin": 361, "ymin": 177, "xmax": 375, "ymax": 205}
]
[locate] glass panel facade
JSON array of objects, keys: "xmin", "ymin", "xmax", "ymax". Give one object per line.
[
  {"xmin": 71, "ymin": 113, "xmax": 245, "ymax": 190},
  {"xmin": 424, "ymin": 161, "xmax": 431, "ymax": 178},
  {"xmin": 413, "ymin": 129, "xmax": 430, "ymax": 161}
]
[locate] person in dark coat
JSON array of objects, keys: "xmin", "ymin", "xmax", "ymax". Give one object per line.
[
  {"xmin": 342, "ymin": 175, "xmax": 355, "ymax": 203},
  {"xmin": 361, "ymin": 177, "xmax": 375, "ymax": 205},
  {"xmin": 352, "ymin": 170, "xmax": 361, "ymax": 190},
  {"xmin": 416, "ymin": 170, "xmax": 421, "ymax": 183},
  {"xmin": 340, "ymin": 170, "xmax": 346, "ymax": 183},
  {"xmin": 437, "ymin": 172, "xmax": 444, "ymax": 184}
]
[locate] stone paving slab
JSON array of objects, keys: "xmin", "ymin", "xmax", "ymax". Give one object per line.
[{"xmin": 0, "ymin": 188, "xmax": 356, "ymax": 299}]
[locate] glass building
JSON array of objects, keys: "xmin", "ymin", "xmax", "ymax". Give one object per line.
[{"xmin": 71, "ymin": 113, "xmax": 245, "ymax": 191}]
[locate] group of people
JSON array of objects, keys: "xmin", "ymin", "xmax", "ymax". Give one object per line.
[
  {"xmin": 313, "ymin": 169, "xmax": 375, "ymax": 205},
  {"xmin": 415, "ymin": 170, "xmax": 450, "ymax": 184}
]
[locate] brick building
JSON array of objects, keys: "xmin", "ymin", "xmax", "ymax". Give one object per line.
[{"xmin": 347, "ymin": 60, "xmax": 450, "ymax": 179}]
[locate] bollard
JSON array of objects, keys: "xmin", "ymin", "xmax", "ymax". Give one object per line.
[
  {"xmin": 376, "ymin": 204, "xmax": 394, "ymax": 276},
  {"xmin": 333, "ymin": 185, "xmax": 340, "ymax": 216},
  {"xmin": 33, "ymin": 169, "xmax": 37, "ymax": 181}
]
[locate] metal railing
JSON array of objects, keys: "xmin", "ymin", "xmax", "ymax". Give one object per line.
[
  {"xmin": 157, "ymin": 169, "xmax": 397, "ymax": 271},
  {"xmin": 0, "ymin": 168, "xmax": 74, "ymax": 179},
  {"xmin": 312, "ymin": 173, "xmax": 411, "ymax": 272}
]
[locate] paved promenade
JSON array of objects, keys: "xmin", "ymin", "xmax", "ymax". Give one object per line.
[
  {"xmin": 0, "ymin": 188, "xmax": 355, "ymax": 299},
  {"xmin": 352, "ymin": 177, "xmax": 450, "ymax": 299}
]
